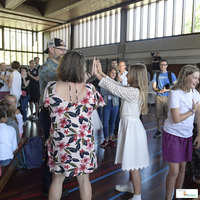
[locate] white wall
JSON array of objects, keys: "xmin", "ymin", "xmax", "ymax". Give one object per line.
[{"xmin": 74, "ymin": 34, "xmax": 200, "ymax": 65}]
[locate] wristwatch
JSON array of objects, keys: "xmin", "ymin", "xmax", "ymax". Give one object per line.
[{"xmin": 190, "ymin": 109, "xmax": 194, "ymax": 115}]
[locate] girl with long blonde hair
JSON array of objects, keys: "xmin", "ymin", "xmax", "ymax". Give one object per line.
[
  {"xmin": 162, "ymin": 65, "xmax": 200, "ymax": 200},
  {"xmin": 93, "ymin": 59, "xmax": 149, "ymax": 200}
]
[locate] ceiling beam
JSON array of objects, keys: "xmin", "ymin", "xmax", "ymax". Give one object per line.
[
  {"xmin": 5, "ymin": 0, "xmax": 26, "ymax": 10},
  {"xmin": 44, "ymin": 0, "xmax": 81, "ymax": 17}
]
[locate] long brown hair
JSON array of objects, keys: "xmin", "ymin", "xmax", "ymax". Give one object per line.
[
  {"xmin": 172, "ymin": 65, "xmax": 199, "ymax": 92},
  {"xmin": 128, "ymin": 64, "xmax": 148, "ymax": 115},
  {"xmin": 107, "ymin": 67, "xmax": 119, "ymax": 81},
  {"xmin": 0, "ymin": 99, "xmax": 18, "ymax": 124}
]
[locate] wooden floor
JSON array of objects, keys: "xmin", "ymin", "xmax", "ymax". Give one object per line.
[{"xmin": 0, "ymin": 106, "xmax": 200, "ymax": 200}]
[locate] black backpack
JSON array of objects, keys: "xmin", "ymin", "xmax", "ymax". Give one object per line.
[{"xmin": 156, "ymin": 71, "xmax": 172, "ymax": 89}]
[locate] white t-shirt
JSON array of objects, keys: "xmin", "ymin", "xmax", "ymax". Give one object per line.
[
  {"xmin": 118, "ymin": 70, "xmax": 128, "ymax": 86},
  {"xmin": 0, "ymin": 123, "xmax": 18, "ymax": 160},
  {"xmin": 10, "ymin": 71, "xmax": 22, "ymax": 101},
  {"xmin": 164, "ymin": 89, "xmax": 200, "ymax": 138},
  {"xmin": 16, "ymin": 113, "xmax": 23, "ymax": 134},
  {"xmin": 0, "ymin": 70, "xmax": 10, "ymax": 92}
]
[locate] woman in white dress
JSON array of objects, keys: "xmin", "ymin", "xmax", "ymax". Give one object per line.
[{"xmin": 93, "ymin": 59, "xmax": 150, "ymax": 200}]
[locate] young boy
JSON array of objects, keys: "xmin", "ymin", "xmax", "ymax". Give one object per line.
[{"xmin": 0, "ymin": 107, "xmax": 18, "ymax": 166}]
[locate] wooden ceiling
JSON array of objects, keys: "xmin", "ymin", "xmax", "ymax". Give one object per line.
[{"xmin": 0, "ymin": 0, "xmax": 149, "ymax": 32}]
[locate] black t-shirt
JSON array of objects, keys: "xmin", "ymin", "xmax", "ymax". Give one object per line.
[
  {"xmin": 21, "ymin": 76, "xmax": 31, "ymax": 95},
  {"xmin": 29, "ymin": 68, "xmax": 39, "ymax": 90},
  {"xmin": 152, "ymin": 56, "xmax": 161, "ymax": 70}
]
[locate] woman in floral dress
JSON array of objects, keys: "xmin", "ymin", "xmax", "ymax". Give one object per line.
[{"xmin": 44, "ymin": 51, "xmax": 104, "ymax": 200}]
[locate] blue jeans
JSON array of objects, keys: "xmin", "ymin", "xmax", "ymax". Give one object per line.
[
  {"xmin": 0, "ymin": 158, "xmax": 12, "ymax": 166},
  {"xmin": 103, "ymin": 100, "xmax": 119, "ymax": 139},
  {"xmin": 114, "ymin": 98, "xmax": 121, "ymax": 133},
  {"xmin": 20, "ymin": 94, "xmax": 30, "ymax": 122}
]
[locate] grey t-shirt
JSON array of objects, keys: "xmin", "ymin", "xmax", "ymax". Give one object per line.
[{"xmin": 6, "ymin": 117, "xmax": 20, "ymax": 144}]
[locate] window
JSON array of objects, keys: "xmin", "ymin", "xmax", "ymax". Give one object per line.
[
  {"xmin": 157, "ymin": 0, "xmax": 164, "ymax": 37},
  {"xmin": 165, "ymin": 0, "xmax": 173, "ymax": 36},
  {"xmin": 183, "ymin": 0, "xmax": 193, "ymax": 33},
  {"xmin": 149, "ymin": 3, "xmax": 156, "ymax": 38},
  {"xmin": 141, "ymin": 5, "xmax": 148, "ymax": 39},
  {"xmin": 135, "ymin": 7, "xmax": 141, "ymax": 40},
  {"xmin": 194, "ymin": 0, "xmax": 200, "ymax": 32},
  {"xmin": 174, "ymin": 0, "xmax": 183, "ymax": 35},
  {"xmin": 1, "ymin": 28, "xmax": 43, "ymax": 65},
  {"xmin": 73, "ymin": 9, "xmax": 121, "ymax": 48}
]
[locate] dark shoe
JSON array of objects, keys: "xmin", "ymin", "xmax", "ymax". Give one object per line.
[
  {"xmin": 63, "ymin": 177, "xmax": 71, "ymax": 184},
  {"xmin": 153, "ymin": 131, "xmax": 162, "ymax": 139},
  {"xmin": 108, "ymin": 140, "xmax": 116, "ymax": 147},
  {"xmin": 42, "ymin": 187, "xmax": 69, "ymax": 197},
  {"xmin": 100, "ymin": 140, "xmax": 109, "ymax": 148}
]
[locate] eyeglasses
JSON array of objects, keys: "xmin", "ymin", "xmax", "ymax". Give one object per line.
[
  {"xmin": 53, "ymin": 47, "xmax": 67, "ymax": 52},
  {"xmin": 160, "ymin": 64, "xmax": 167, "ymax": 66}
]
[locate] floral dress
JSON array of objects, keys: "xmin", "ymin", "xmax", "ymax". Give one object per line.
[{"xmin": 44, "ymin": 81, "xmax": 105, "ymax": 177}]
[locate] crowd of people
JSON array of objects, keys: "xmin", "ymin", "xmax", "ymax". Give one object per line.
[{"xmin": 0, "ymin": 38, "xmax": 200, "ymax": 200}]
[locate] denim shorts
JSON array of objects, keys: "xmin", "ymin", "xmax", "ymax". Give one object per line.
[{"xmin": 0, "ymin": 158, "xmax": 12, "ymax": 166}]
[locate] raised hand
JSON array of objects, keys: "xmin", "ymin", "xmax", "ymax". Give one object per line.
[
  {"xmin": 91, "ymin": 57, "xmax": 96, "ymax": 76},
  {"xmin": 96, "ymin": 59, "xmax": 102, "ymax": 74}
]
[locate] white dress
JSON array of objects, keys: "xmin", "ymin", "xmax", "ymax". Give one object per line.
[
  {"xmin": 99, "ymin": 76, "xmax": 149, "ymax": 170},
  {"xmin": 10, "ymin": 71, "xmax": 22, "ymax": 103}
]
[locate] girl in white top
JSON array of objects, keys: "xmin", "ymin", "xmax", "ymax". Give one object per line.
[
  {"xmin": 163, "ymin": 65, "xmax": 200, "ymax": 200},
  {"xmin": 0, "ymin": 108, "xmax": 17, "ymax": 166},
  {"xmin": 5, "ymin": 95, "xmax": 23, "ymax": 138},
  {"xmin": 93, "ymin": 59, "xmax": 149, "ymax": 200},
  {"xmin": 1, "ymin": 61, "xmax": 22, "ymax": 106}
]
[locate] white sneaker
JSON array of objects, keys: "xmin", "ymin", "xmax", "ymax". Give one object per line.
[
  {"xmin": 115, "ymin": 181, "xmax": 134, "ymax": 193},
  {"xmin": 23, "ymin": 121, "xmax": 27, "ymax": 126},
  {"xmin": 27, "ymin": 115, "xmax": 34, "ymax": 120},
  {"xmin": 32, "ymin": 116, "xmax": 39, "ymax": 121}
]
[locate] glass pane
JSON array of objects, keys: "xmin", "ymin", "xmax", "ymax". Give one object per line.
[
  {"xmin": 0, "ymin": 51, "xmax": 4, "ymax": 63},
  {"xmin": 28, "ymin": 31, "xmax": 32, "ymax": 52},
  {"xmin": 111, "ymin": 14, "xmax": 115, "ymax": 43},
  {"xmin": 28, "ymin": 53, "xmax": 33, "ymax": 63},
  {"xmin": 17, "ymin": 52, "xmax": 22, "ymax": 64},
  {"xmin": 165, "ymin": 0, "xmax": 173, "ymax": 36},
  {"xmin": 79, "ymin": 23, "xmax": 82, "ymax": 48},
  {"xmin": 5, "ymin": 51, "xmax": 10, "ymax": 64},
  {"xmin": 174, "ymin": 0, "xmax": 183, "ymax": 35},
  {"xmin": 16, "ymin": 30, "xmax": 21, "ymax": 51},
  {"xmin": 37, "ymin": 33, "xmax": 43, "ymax": 53},
  {"xmin": 39, "ymin": 54, "xmax": 43, "ymax": 65},
  {"xmin": 149, "ymin": 3, "xmax": 156, "ymax": 38},
  {"xmin": 22, "ymin": 52, "xmax": 27, "ymax": 65},
  {"xmin": 106, "ymin": 15, "xmax": 109, "ymax": 44},
  {"xmin": 0, "ymin": 29, "xmax": 2, "ymax": 48},
  {"xmin": 11, "ymin": 52, "xmax": 16, "ymax": 62},
  {"xmin": 135, "ymin": 7, "xmax": 141, "ymax": 40},
  {"xmin": 22, "ymin": 31, "xmax": 27, "ymax": 51},
  {"xmin": 10, "ymin": 29, "xmax": 16, "ymax": 50},
  {"xmin": 4, "ymin": 28, "xmax": 10, "ymax": 50},
  {"xmin": 97, "ymin": 17, "xmax": 100, "ymax": 45},
  {"xmin": 117, "ymin": 12, "xmax": 121, "ymax": 42},
  {"xmin": 142, "ymin": 5, "xmax": 148, "ymax": 39},
  {"xmin": 157, "ymin": 0, "xmax": 164, "ymax": 37},
  {"xmin": 127, "ymin": 9, "xmax": 133, "ymax": 41},
  {"xmin": 82, "ymin": 21, "xmax": 86, "ymax": 47},
  {"xmin": 195, "ymin": 0, "xmax": 200, "ymax": 32},
  {"xmin": 87, "ymin": 20, "xmax": 91, "ymax": 46},
  {"xmin": 184, "ymin": 0, "xmax": 193, "ymax": 33}
]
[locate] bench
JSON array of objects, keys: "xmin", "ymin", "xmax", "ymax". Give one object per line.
[{"xmin": 0, "ymin": 138, "xmax": 28, "ymax": 193}]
